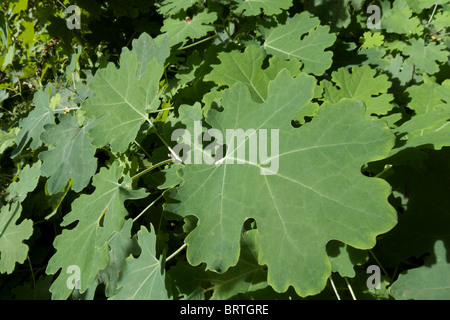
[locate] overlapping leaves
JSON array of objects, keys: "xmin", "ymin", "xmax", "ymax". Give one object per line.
[
  {"xmin": 45, "ymin": 163, "xmax": 148, "ymax": 299},
  {"xmin": 39, "ymin": 114, "xmax": 98, "ymax": 195},
  {"xmin": 0, "ymin": 203, "xmax": 33, "ymax": 274},
  {"xmin": 3, "ymin": 0, "xmax": 450, "ymax": 301},
  {"xmin": 82, "ymin": 33, "xmax": 167, "ymax": 153},
  {"xmin": 390, "ymin": 241, "xmax": 450, "ymax": 299}
]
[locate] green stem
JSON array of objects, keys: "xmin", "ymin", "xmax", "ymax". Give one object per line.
[
  {"xmin": 369, "ymin": 249, "xmax": 392, "ymax": 282},
  {"xmin": 165, "ymin": 243, "xmax": 187, "ymax": 263},
  {"xmin": 149, "ymin": 107, "xmax": 174, "ymax": 113},
  {"xmin": 132, "ymin": 193, "xmax": 164, "ymax": 223},
  {"xmin": 131, "ymin": 158, "xmax": 173, "ymax": 181},
  {"xmin": 146, "ymin": 118, "xmax": 183, "ymax": 163},
  {"xmin": 27, "ymin": 255, "xmax": 36, "ymax": 289},
  {"xmin": 179, "ymin": 34, "xmax": 218, "ymax": 50},
  {"xmin": 344, "ymin": 277, "xmax": 357, "ymax": 300},
  {"xmin": 133, "ymin": 139, "xmax": 152, "ymax": 159},
  {"xmin": 375, "ymin": 164, "xmax": 392, "ymax": 178},
  {"xmin": 427, "ymin": 3, "xmax": 438, "ymax": 26},
  {"xmin": 52, "ymin": 107, "xmax": 80, "ymax": 112},
  {"xmin": 56, "ymin": 0, "xmax": 67, "ymax": 10},
  {"xmin": 329, "ymin": 275, "xmax": 341, "ymax": 300}
]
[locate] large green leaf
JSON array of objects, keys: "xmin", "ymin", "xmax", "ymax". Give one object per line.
[
  {"xmin": 123, "ymin": 33, "xmax": 170, "ymax": 77},
  {"xmin": 391, "ymin": 79, "xmax": 450, "ymax": 154},
  {"xmin": 45, "ymin": 163, "xmax": 148, "ymax": 300},
  {"xmin": 38, "ymin": 114, "xmax": 97, "ymax": 195},
  {"xmin": 260, "ymin": 11, "xmax": 336, "ymax": 75},
  {"xmin": 93, "ymin": 219, "xmax": 140, "ymax": 298},
  {"xmin": 164, "ymin": 70, "xmax": 397, "ymax": 296},
  {"xmin": 405, "ymin": 78, "xmax": 444, "ymax": 113},
  {"xmin": 409, "ymin": 0, "xmax": 450, "ymax": 12},
  {"xmin": 83, "ymin": 34, "xmax": 166, "ymax": 153}
]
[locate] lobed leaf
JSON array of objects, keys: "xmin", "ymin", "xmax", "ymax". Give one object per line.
[
  {"xmin": 390, "ymin": 240, "xmax": 450, "ymax": 300},
  {"xmin": 45, "ymin": 163, "xmax": 148, "ymax": 299},
  {"xmin": 165, "ymin": 70, "xmax": 397, "ymax": 296},
  {"xmin": 39, "ymin": 114, "xmax": 97, "ymax": 195},
  {"xmin": 260, "ymin": 12, "xmax": 336, "ymax": 75},
  {"xmin": 111, "ymin": 224, "xmax": 168, "ymax": 300},
  {"xmin": 233, "ymin": 0, "xmax": 293, "ymax": 16},
  {"xmin": 83, "ymin": 35, "xmax": 166, "ymax": 153},
  {"xmin": 0, "ymin": 203, "xmax": 33, "ymax": 274}
]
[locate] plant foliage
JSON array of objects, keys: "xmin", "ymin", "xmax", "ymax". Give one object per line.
[{"xmin": 0, "ymin": 0, "xmax": 449, "ymax": 300}]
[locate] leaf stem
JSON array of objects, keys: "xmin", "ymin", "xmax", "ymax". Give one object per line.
[
  {"xmin": 52, "ymin": 107, "xmax": 80, "ymax": 112},
  {"xmin": 427, "ymin": 3, "xmax": 439, "ymax": 26},
  {"xmin": 369, "ymin": 249, "xmax": 392, "ymax": 282},
  {"xmin": 329, "ymin": 275, "xmax": 341, "ymax": 300},
  {"xmin": 133, "ymin": 139, "xmax": 152, "ymax": 159},
  {"xmin": 179, "ymin": 35, "xmax": 218, "ymax": 50},
  {"xmin": 132, "ymin": 193, "xmax": 164, "ymax": 223},
  {"xmin": 149, "ymin": 107, "xmax": 174, "ymax": 113},
  {"xmin": 131, "ymin": 158, "xmax": 173, "ymax": 181},
  {"xmin": 375, "ymin": 164, "xmax": 392, "ymax": 178},
  {"xmin": 344, "ymin": 277, "xmax": 357, "ymax": 300},
  {"xmin": 165, "ymin": 243, "xmax": 187, "ymax": 263},
  {"xmin": 147, "ymin": 119, "xmax": 183, "ymax": 163}
]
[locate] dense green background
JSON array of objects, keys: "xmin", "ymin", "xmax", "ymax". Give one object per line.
[{"xmin": 0, "ymin": 0, "xmax": 449, "ymax": 300}]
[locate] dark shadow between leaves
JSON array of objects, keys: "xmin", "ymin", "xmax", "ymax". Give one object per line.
[{"xmin": 370, "ymin": 147, "xmax": 450, "ymax": 271}]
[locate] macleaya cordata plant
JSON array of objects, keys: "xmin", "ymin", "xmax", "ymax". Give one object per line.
[{"xmin": 0, "ymin": 0, "xmax": 449, "ymax": 300}]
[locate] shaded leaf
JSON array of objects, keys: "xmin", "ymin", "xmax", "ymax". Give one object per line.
[
  {"xmin": 0, "ymin": 202, "xmax": 33, "ymax": 274},
  {"xmin": 12, "ymin": 86, "xmax": 55, "ymax": 158},
  {"xmin": 390, "ymin": 240, "xmax": 450, "ymax": 300},
  {"xmin": 45, "ymin": 163, "xmax": 148, "ymax": 300},
  {"xmin": 111, "ymin": 224, "xmax": 168, "ymax": 300},
  {"xmin": 403, "ymin": 38, "xmax": 449, "ymax": 74},
  {"xmin": 157, "ymin": 0, "xmax": 202, "ymax": 16}
]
